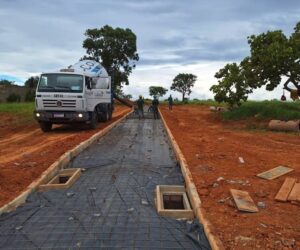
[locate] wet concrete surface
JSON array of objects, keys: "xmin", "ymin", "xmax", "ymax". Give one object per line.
[{"xmin": 0, "ymin": 113, "xmax": 210, "ymax": 249}]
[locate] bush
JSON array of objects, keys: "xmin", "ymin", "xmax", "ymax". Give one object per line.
[
  {"xmin": 222, "ymin": 100, "xmax": 300, "ymax": 121},
  {"xmin": 6, "ymin": 93, "xmax": 21, "ymax": 102},
  {"xmin": 25, "ymin": 89, "xmax": 35, "ymax": 102}
]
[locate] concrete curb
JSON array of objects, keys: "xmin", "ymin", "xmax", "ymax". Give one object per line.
[
  {"xmin": 159, "ymin": 109, "xmax": 224, "ymax": 250},
  {"xmin": 0, "ymin": 109, "xmax": 133, "ymax": 215}
]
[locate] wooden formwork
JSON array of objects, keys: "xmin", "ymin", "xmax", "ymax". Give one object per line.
[
  {"xmin": 38, "ymin": 168, "xmax": 82, "ymax": 191},
  {"xmin": 159, "ymin": 108, "xmax": 224, "ymax": 250}
]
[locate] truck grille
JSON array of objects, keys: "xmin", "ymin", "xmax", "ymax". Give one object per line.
[{"xmin": 43, "ymin": 99, "xmax": 76, "ymax": 108}]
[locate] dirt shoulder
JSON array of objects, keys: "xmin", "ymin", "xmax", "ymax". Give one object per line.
[
  {"xmin": 0, "ymin": 106, "xmax": 130, "ymax": 207},
  {"xmin": 161, "ymin": 105, "xmax": 300, "ymax": 250}
]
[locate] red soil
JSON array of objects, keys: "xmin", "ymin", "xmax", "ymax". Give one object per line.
[
  {"xmin": 0, "ymin": 106, "xmax": 130, "ymax": 207},
  {"xmin": 161, "ymin": 105, "xmax": 300, "ymax": 250}
]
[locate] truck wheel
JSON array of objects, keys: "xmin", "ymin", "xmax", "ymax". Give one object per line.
[
  {"xmin": 89, "ymin": 111, "xmax": 98, "ymax": 129},
  {"xmin": 108, "ymin": 105, "xmax": 113, "ymax": 120},
  {"xmin": 39, "ymin": 122, "xmax": 52, "ymax": 132},
  {"xmin": 98, "ymin": 105, "xmax": 109, "ymax": 122}
]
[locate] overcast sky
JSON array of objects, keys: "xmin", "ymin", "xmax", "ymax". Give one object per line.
[{"xmin": 0, "ymin": 0, "xmax": 299, "ymax": 100}]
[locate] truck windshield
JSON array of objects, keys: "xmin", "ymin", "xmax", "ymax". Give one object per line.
[{"xmin": 38, "ymin": 74, "xmax": 83, "ymax": 93}]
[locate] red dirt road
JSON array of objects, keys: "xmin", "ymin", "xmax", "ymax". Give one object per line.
[
  {"xmin": 0, "ymin": 106, "xmax": 130, "ymax": 207},
  {"xmin": 161, "ymin": 105, "xmax": 300, "ymax": 250}
]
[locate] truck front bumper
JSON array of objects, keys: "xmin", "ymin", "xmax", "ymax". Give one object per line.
[{"xmin": 34, "ymin": 111, "xmax": 90, "ymax": 124}]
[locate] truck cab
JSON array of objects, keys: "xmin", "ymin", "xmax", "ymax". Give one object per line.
[{"xmin": 34, "ymin": 60, "xmax": 113, "ymax": 132}]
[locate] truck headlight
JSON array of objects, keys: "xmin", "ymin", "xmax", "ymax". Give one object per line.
[
  {"xmin": 78, "ymin": 113, "xmax": 83, "ymax": 118},
  {"xmin": 36, "ymin": 113, "xmax": 40, "ymax": 117}
]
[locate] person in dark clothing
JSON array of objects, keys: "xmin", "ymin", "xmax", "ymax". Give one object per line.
[
  {"xmin": 168, "ymin": 95, "xmax": 173, "ymax": 110},
  {"xmin": 136, "ymin": 95, "xmax": 144, "ymax": 119},
  {"xmin": 152, "ymin": 96, "xmax": 159, "ymax": 119}
]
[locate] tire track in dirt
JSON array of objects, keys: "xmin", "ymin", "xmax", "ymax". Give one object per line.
[
  {"xmin": 0, "ymin": 106, "xmax": 130, "ymax": 207},
  {"xmin": 0, "ymin": 133, "xmax": 75, "ymax": 164}
]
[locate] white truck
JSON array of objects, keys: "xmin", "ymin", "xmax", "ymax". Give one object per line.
[{"xmin": 34, "ymin": 60, "xmax": 113, "ymax": 132}]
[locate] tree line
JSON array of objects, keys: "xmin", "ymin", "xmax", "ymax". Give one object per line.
[{"xmin": 5, "ymin": 20, "xmax": 299, "ymax": 105}]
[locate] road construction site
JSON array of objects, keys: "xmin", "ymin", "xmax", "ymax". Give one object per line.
[
  {"xmin": 0, "ymin": 106, "xmax": 130, "ymax": 207},
  {"xmin": 0, "ymin": 108, "xmax": 210, "ymax": 249},
  {"xmin": 0, "ymin": 104, "xmax": 300, "ymax": 249}
]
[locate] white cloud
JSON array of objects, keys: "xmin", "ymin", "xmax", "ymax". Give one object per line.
[{"xmin": 0, "ymin": 0, "xmax": 299, "ymax": 100}]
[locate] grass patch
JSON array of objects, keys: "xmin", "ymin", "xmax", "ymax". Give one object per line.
[
  {"xmin": 223, "ymin": 100, "xmax": 300, "ymax": 121},
  {"xmin": 0, "ymin": 102, "xmax": 35, "ymax": 125},
  {"xmin": 0, "ymin": 102, "xmax": 35, "ymax": 116}
]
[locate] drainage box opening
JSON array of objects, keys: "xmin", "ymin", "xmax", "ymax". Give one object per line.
[
  {"xmin": 38, "ymin": 168, "xmax": 81, "ymax": 191},
  {"xmin": 163, "ymin": 194, "xmax": 184, "ymax": 210},
  {"xmin": 49, "ymin": 174, "xmax": 71, "ymax": 185},
  {"xmin": 59, "ymin": 176, "xmax": 70, "ymax": 184},
  {"xmin": 156, "ymin": 185, "xmax": 194, "ymax": 219}
]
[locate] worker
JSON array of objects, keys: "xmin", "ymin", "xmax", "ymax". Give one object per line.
[
  {"xmin": 168, "ymin": 95, "xmax": 173, "ymax": 110},
  {"xmin": 152, "ymin": 96, "xmax": 159, "ymax": 119},
  {"xmin": 136, "ymin": 95, "xmax": 144, "ymax": 119}
]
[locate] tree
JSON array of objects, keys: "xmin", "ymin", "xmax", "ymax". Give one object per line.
[
  {"xmin": 6, "ymin": 93, "xmax": 21, "ymax": 102},
  {"xmin": 210, "ymin": 63, "xmax": 253, "ymax": 108},
  {"xmin": 124, "ymin": 94, "xmax": 132, "ymax": 100},
  {"xmin": 24, "ymin": 76, "xmax": 39, "ymax": 102},
  {"xmin": 82, "ymin": 25, "xmax": 139, "ymax": 88},
  {"xmin": 171, "ymin": 73, "xmax": 197, "ymax": 101},
  {"xmin": 0, "ymin": 79, "xmax": 13, "ymax": 85},
  {"xmin": 247, "ymin": 29, "xmax": 299, "ymax": 92},
  {"xmin": 24, "ymin": 76, "xmax": 39, "ymax": 89},
  {"xmin": 149, "ymin": 86, "xmax": 168, "ymax": 98},
  {"xmin": 211, "ymin": 21, "xmax": 300, "ymax": 106}
]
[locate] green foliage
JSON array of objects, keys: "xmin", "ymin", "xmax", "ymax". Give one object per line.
[
  {"xmin": 171, "ymin": 99, "xmax": 220, "ymax": 106},
  {"xmin": 24, "ymin": 76, "xmax": 39, "ymax": 89},
  {"xmin": 0, "ymin": 102, "xmax": 35, "ymax": 125},
  {"xmin": 25, "ymin": 89, "xmax": 35, "ymax": 102},
  {"xmin": 82, "ymin": 25, "xmax": 139, "ymax": 87},
  {"xmin": 211, "ymin": 63, "xmax": 252, "ymax": 108},
  {"xmin": 149, "ymin": 86, "xmax": 168, "ymax": 98},
  {"xmin": 211, "ymin": 21, "xmax": 300, "ymax": 106},
  {"xmin": 0, "ymin": 79, "xmax": 13, "ymax": 85},
  {"xmin": 0, "ymin": 102, "xmax": 34, "ymax": 114},
  {"xmin": 171, "ymin": 73, "xmax": 197, "ymax": 101},
  {"xmin": 222, "ymin": 100, "xmax": 300, "ymax": 121},
  {"xmin": 123, "ymin": 94, "xmax": 132, "ymax": 100},
  {"xmin": 247, "ymin": 30, "xmax": 295, "ymax": 91},
  {"xmin": 6, "ymin": 93, "xmax": 21, "ymax": 102}
]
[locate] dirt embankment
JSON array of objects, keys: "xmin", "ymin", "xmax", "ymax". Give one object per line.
[
  {"xmin": 161, "ymin": 105, "xmax": 300, "ymax": 250},
  {"xmin": 0, "ymin": 106, "xmax": 130, "ymax": 207}
]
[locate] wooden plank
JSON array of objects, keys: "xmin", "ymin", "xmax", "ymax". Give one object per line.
[
  {"xmin": 257, "ymin": 166, "xmax": 294, "ymax": 180},
  {"xmin": 275, "ymin": 178, "xmax": 297, "ymax": 202},
  {"xmin": 287, "ymin": 183, "xmax": 300, "ymax": 201},
  {"xmin": 230, "ymin": 189, "xmax": 258, "ymax": 213}
]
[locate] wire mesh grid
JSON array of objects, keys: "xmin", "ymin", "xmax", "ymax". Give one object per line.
[{"xmin": 0, "ymin": 118, "xmax": 210, "ymax": 249}]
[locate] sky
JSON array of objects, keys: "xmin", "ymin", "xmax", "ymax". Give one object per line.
[{"xmin": 0, "ymin": 0, "xmax": 299, "ymax": 100}]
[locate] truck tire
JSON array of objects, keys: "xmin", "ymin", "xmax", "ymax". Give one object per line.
[
  {"xmin": 98, "ymin": 104, "xmax": 109, "ymax": 122},
  {"xmin": 89, "ymin": 111, "xmax": 98, "ymax": 129},
  {"xmin": 108, "ymin": 105, "xmax": 113, "ymax": 120},
  {"xmin": 39, "ymin": 122, "xmax": 52, "ymax": 132}
]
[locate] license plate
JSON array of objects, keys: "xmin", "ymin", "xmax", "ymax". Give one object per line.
[{"xmin": 53, "ymin": 113, "xmax": 64, "ymax": 118}]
